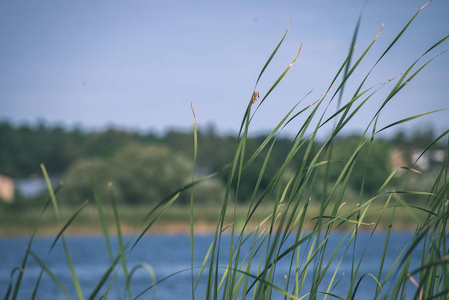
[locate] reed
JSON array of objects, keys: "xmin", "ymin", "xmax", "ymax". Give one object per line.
[{"xmin": 4, "ymin": 3, "xmax": 448, "ymax": 300}]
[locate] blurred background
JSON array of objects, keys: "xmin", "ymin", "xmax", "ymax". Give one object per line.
[{"xmin": 0, "ymin": 0, "xmax": 448, "ymax": 232}]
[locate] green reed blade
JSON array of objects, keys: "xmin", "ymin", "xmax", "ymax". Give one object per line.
[
  {"xmin": 142, "ymin": 168, "xmax": 228, "ymax": 222},
  {"xmin": 108, "ymin": 183, "xmax": 131, "ymax": 299},
  {"xmin": 61, "ymin": 237, "xmax": 84, "ymax": 300},
  {"xmin": 195, "ymin": 242, "xmax": 214, "ymax": 290},
  {"xmin": 127, "ymin": 264, "xmax": 157, "ymax": 300},
  {"xmin": 88, "ymin": 168, "xmax": 113, "ymax": 262},
  {"xmin": 41, "ymin": 164, "xmax": 60, "ymax": 221},
  {"xmin": 4, "ymin": 267, "xmax": 20, "ymax": 300},
  {"xmin": 335, "ymin": 3, "xmax": 364, "ymax": 110},
  {"xmin": 87, "ymin": 252, "xmax": 122, "ymax": 300},
  {"xmin": 133, "ymin": 268, "xmax": 192, "ymax": 300},
  {"xmin": 96, "ymin": 265, "xmax": 119, "ymax": 300},
  {"xmin": 30, "ymin": 197, "xmax": 84, "ymax": 300},
  {"xmin": 254, "ymin": 21, "xmax": 291, "ymax": 88},
  {"xmin": 351, "ymin": 274, "xmax": 382, "ymax": 300},
  {"xmin": 409, "ymin": 129, "xmax": 449, "ymax": 166},
  {"xmin": 256, "ymin": 43, "xmax": 302, "ymax": 109},
  {"xmin": 29, "ymin": 251, "xmax": 74, "ymax": 300},
  {"xmin": 132, "ymin": 192, "xmax": 180, "ymax": 250},
  {"xmin": 331, "ymin": 24, "xmax": 383, "ymax": 108},
  {"xmin": 377, "ymin": 110, "xmax": 447, "ymax": 135},
  {"xmin": 50, "ymin": 201, "xmax": 88, "ymax": 251},
  {"xmin": 234, "ymin": 268, "xmax": 303, "ymax": 300},
  {"xmin": 190, "ymin": 103, "xmax": 198, "ymax": 300},
  {"xmin": 374, "ymin": 1, "xmax": 430, "ymax": 68},
  {"xmin": 41, "ymin": 164, "xmax": 84, "ymax": 300},
  {"xmin": 11, "ymin": 189, "xmax": 57, "ymax": 300}
]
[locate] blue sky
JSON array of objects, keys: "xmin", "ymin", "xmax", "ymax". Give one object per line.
[{"xmin": 1, "ymin": 0, "xmax": 448, "ymax": 138}]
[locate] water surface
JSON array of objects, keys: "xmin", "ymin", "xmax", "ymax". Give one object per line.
[{"xmin": 0, "ymin": 232, "xmax": 422, "ymax": 299}]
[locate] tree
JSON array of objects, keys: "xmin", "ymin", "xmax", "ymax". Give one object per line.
[
  {"xmin": 60, "ymin": 143, "xmax": 226, "ymax": 206},
  {"xmin": 326, "ymin": 136, "xmax": 393, "ymax": 196}
]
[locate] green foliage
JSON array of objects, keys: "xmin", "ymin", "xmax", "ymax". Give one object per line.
[
  {"xmin": 61, "ymin": 144, "xmax": 188, "ymax": 205},
  {"xmin": 327, "ymin": 136, "xmax": 394, "ymax": 196},
  {"xmin": 60, "ymin": 143, "xmax": 226, "ymax": 205},
  {"xmin": 0, "ymin": 122, "xmax": 152, "ymax": 177},
  {"xmin": 1, "ymin": 120, "xmax": 443, "ymax": 206},
  {"xmin": 0, "ymin": 122, "xmax": 84, "ymax": 177}
]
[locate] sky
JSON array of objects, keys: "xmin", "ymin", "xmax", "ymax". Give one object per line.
[{"xmin": 1, "ymin": 0, "xmax": 448, "ymax": 139}]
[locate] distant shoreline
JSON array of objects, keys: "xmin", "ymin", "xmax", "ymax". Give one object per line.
[{"xmin": 0, "ymin": 221, "xmax": 417, "ymax": 238}]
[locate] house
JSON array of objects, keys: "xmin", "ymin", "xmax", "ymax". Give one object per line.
[{"xmin": 0, "ymin": 174, "xmax": 14, "ymax": 203}]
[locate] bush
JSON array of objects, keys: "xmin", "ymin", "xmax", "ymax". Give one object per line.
[{"xmin": 60, "ymin": 144, "xmax": 209, "ymax": 205}]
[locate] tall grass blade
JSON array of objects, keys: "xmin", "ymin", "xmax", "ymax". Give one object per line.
[
  {"xmin": 127, "ymin": 264, "xmax": 157, "ymax": 300},
  {"xmin": 29, "ymin": 251, "xmax": 74, "ymax": 300},
  {"xmin": 133, "ymin": 268, "xmax": 192, "ymax": 300},
  {"xmin": 108, "ymin": 183, "xmax": 132, "ymax": 299},
  {"xmin": 88, "ymin": 168, "xmax": 113, "ymax": 261},
  {"xmin": 257, "ymin": 43, "xmax": 302, "ymax": 107},
  {"xmin": 377, "ymin": 110, "xmax": 447, "ymax": 135},
  {"xmin": 132, "ymin": 192, "xmax": 180, "ymax": 250},
  {"xmin": 10, "ymin": 188, "xmax": 57, "ymax": 300},
  {"xmin": 373, "ymin": 1, "xmax": 430, "ymax": 67},
  {"xmin": 40, "ymin": 164, "xmax": 60, "ymax": 220},
  {"xmin": 50, "ymin": 201, "xmax": 88, "ymax": 251},
  {"xmin": 254, "ymin": 21, "xmax": 291, "ymax": 88},
  {"xmin": 335, "ymin": 3, "xmax": 366, "ymax": 110},
  {"xmin": 190, "ymin": 103, "xmax": 198, "ymax": 300},
  {"xmin": 3, "ymin": 268, "xmax": 20, "ymax": 300},
  {"xmin": 88, "ymin": 252, "xmax": 122, "ymax": 300},
  {"xmin": 30, "ymin": 199, "xmax": 87, "ymax": 300},
  {"xmin": 40, "ymin": 164, "xmax": 84, "ymax": 300}
]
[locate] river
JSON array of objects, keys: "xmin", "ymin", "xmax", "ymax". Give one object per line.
[{"xmin": 0, "ymin": 232, "xmax": 424, "ymax": 299}]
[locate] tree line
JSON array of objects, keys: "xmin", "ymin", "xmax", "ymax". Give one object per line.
[{"xmin": 0, "ymin": 121, "xmax": 443, "ymax": 206}]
